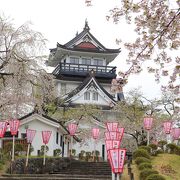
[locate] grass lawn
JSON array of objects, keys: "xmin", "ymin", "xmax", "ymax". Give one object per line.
[
  {"xmin": 121, "ymin": 154, "xmax": 180, "ymax": 180},
  {"xmin": 151, "ymin": 153, "xmax": 180, "ymax": 180}
]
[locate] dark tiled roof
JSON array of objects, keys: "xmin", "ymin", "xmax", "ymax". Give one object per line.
[{"xmin": 52, "ymin": 21, "xmax": 120, "ymax": 54}]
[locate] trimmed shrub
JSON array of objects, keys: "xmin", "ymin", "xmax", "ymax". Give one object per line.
[
  {"xmin": 138, "ymin": 162, "xmax": 152, "ymax": 170},
  {"xmin": 133, "ymin": 149, "xmax": 151, "ymax": 159},
  {"xmin": 166, "ymin": 143, "xmax": 178, "ymax": 154},
  {"xmin": 135, "ymin": 157, "xmax": 151, "ymax": 165},
  {"xmin": 158, "ymin": 140, "xmax": 167, "ymax": 151},
  {"xmin": 0, "ymin": 163, "xmax": 3, "ymax": 170},
  {"xmin": 156, "ymin": 149, "xmax": 164, "ymax": 155},
  {"xmin": 139, "ymin": 146, "xmax": 151, "ymax": 153},
  {"xmin": 54, "ymin": 149, "xmax": 62, "ymax": 157},
  {"xmin": 148, "ymin": 144, "xmax": 158, "ymax": 156},
  {"xmin": 146, "ymin": 174, "xmax": 166, "ymax": 180},
  {"xmin": 85, "ymin": 152, "xmax": 92, "ymax": 161},
  {"xmin": 139, "ymin": 169, "xmax": 159, "ymax": 180},
  {"xmin": 148, "ymin": 144, "xmax": 158, "ymax": 150}
]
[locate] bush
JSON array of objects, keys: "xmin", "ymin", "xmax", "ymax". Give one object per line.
[
  {"xmin": 138, "ymin": 163, "xmax": 152, "ymax": 170},
  {"xmin": 0, "ymin": 163, "xmax": 3, "ymax": 170},
  {"xmin": 146, "ymin": 174, "xmax": 166, "ymax": 180},
  {"xmin": 140, "ymin": 169, "xmax": 159, "ymax": 180},
  {"xmin": 133, "ymin": 149, "xmax": 151, "ymax": 159},
  {"xmin": 156, "ymin": 149, "xmax": 164, "ymax": 155},
  {"xmin": 40, "ymin": 145, "xmax": 49, "ymax": 155},
  {"xmin": 72, "ymin": 149, "xmax": 76, "ymax": 156},
  {"xmin": 139, "ymin": 146, "xmax": 151, "ymax": 153},
  {"xmin": 166, "ymin": 143, "xmax": 178, "ymax": 154},
  {"xmin": 85, "ymin": 152, "xmax": 92, "ymax": 161},
  {"xmin": 79, "ymin": 150, "xmax": 85, "ymax": 161},
  {"xmin": 148, "ymin": 144, "xmax": 158, "ymax": 156},
  {"xmin": 158, "ymin": 141, "xmax": 167, "ymax": 151},
  {"xmin": 135, "ymin": 157, "xmax": 151, "ymax": 165},
  {"xmin": 54, "ymin": 149, "xmax": 62, "ymax": 156}
]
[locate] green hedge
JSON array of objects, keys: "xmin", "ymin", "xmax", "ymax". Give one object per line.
[
  {"xmin": 133, "ymin": 149, "xmax": 151, "ymax": 159},
  {"xmin": 139, "ymin": 169, "xmax": 159, "ymax": 180},
  {"xmin": 139, "ymin": 146, "xmax": 151, "ymax": 153},
  {"xmin": 146, "ymin": 174, "xmax": 166, "ymax": 180},
  {"xmin": 138, "ymin": 162, "xmax": 152, "ymax": 170},
  {"xmin": 135, "ymin": 157, "xmax": 151, "ymax": 165}
]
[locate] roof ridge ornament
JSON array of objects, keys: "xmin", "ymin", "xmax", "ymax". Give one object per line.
[{"xmin": 84, "ymin": 19, "xmax": 90, "ymax": 31}]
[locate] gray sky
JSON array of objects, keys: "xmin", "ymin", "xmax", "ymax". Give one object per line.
[{"xmin": 0, "ymin": 0, "xmax": 163, "ymax": 99}]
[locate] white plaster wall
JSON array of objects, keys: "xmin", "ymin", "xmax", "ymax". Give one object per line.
[
  {"xmin": 19, "ymin": 120, "xmax": 62, "ymax": 156},
  {"xmin": 71, "ymin": 91, "xmax": 111, "ymax": 106}
]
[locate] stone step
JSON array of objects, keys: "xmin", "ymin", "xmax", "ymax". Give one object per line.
[{"xmin": 1, "ymin": 174, "xmax": 111, "ymax": 180}]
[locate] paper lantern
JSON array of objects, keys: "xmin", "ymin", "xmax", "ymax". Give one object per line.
[
  {"xmin": 26, "ymin": 129, "xmax": 36, "ymax": 144},
  {"xmin": 117, "ymin": 127, "xmax": 124, "ymax": 141},
  {"xmin": 171, "ymin": 128, "xmax": 180, "ymax": 140},
  {"xmin": 143, "ymin": 117, "xmax": 153, "ymax": 130},
  {"xmin": 105, "ymin": 140, "xmax": 120, "ymax": 151},
  {"xmin": 42, "ymin": 131, "xmax": 52, "ymax": 144},
  {"xmin": 108, "ymin": 148, "xmax": 126, "ymax": 173},
  {"xmin": 68, "ymin": 123, "xmax": 77, "ymax": 136},
  {"xmin": 106, "ymin": 122, "xmax": 118, "ymax": 132},
  {"xmin": 9, "ymin": 120, "xmax": 20, "ymax": 136},
  {"xmin": 92, "ymin": 128, "xmax": 100, "ymax": 139},
  {"xmin": 163, "ymin": 121, "xmax": 172, "ymax": 134},
  {"xmin": 0, "ymin": 121, "xmax": 8, "ymax": 138},
  {"xmin": 105, "ymin": 131, "xmax": 120, "ymax": 140}
]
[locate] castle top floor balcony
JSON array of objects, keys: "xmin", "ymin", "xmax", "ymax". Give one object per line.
[{"xmin": 53, "ymin": 62, "xmax": 117, "ymax": 79}]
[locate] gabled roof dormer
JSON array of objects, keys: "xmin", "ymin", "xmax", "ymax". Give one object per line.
[{"xmin": 59, "ymin": 70, "xmax": 117, "ymax": 107}]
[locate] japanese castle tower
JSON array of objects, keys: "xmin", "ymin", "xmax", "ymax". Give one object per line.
[
  {"xmin": 48, "ymin": 21, "xmax": 122, "ymax": 110},
  {"xmin": 47, "ymin": 21, "xmax": 124, "ymax": 159}
]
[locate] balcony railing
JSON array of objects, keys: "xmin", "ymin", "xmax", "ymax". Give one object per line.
[{"xmin": 53, "ymin": 63, "xmax": 116, "ymax": 78}]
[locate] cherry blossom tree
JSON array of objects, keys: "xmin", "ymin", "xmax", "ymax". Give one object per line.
[
  {"xmin": 0, "ymin": 15, "xmax": 55, "ymax": 119},
  {"xmin": 85, "ymin": 0, "xmax": 180, "ymax": 96}
]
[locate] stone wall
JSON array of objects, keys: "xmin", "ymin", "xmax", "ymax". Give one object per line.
[{"xmin": 10, "ymin": 157, "xmax": 71, "ymax": 174}]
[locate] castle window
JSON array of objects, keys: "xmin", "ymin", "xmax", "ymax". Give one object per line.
[
  {"xmin": 92, "ymin": 92, "xmax": 98, "ymax": 101},
  {"xmin": 93, "ymin": 59, "xmax": 103, "ymax": 66},
  {"xmin": 84, "ymin": 92, "xmax": 90, "ymax": 100},
  {"xmin": 70, "ymin": 57, "xmax": 79, "ymax": 64},
  {"xmin": 82, "ymin": 58, "xmax": 91, "ymax": 65}
]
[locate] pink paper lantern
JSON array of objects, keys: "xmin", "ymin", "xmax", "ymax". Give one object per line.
[
  {"xmin": 117, "ymin": 127, "xmax": 124, "ymax": 141},
  {"xmin": 163, "ymin": 121, "xmax": 172, "ymax": 134},
  {"xmin": 143, "ymin": 117, "xmax": 153, "ymax": 130},
  {"xmin": 171, "ymin": 128, "xmax": 180, "ymax": 140},
  {"xmin": 42, "ymin": 131, "xmax": 52, "ymax": 144},
  {"xmin": 92, "ymin": 128, "xmax": 100, "ymax": 139},
  {"xmin": 68, "ymin": 123, "xmax": 77, "ymax": 136},
  {"xmin": 9, "ymin": 120, "xmax": 20, "ymax": 136},
  {"xmin": 26, "ymin": 129, "xmax": 36, "ymax": 144},
  {"xmin": 105, "ymin": 140, "xmax": 120, "ymax": 151},
  {"xmin": 108, "ymin": 148, "xmax": 126, "ymax": 174},
  {"xmin": 106, "ymin": 122, "xmax": 119, "ymax": 132},
  {"xmin": 105, "ymin": 131, "xmax": 120, "ymax": 140},
  {"xmin": 0, "ymin": 121, "xmax": 8, "ymax": 138}
]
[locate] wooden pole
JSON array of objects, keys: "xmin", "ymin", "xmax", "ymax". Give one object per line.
[
  {"xmin": 43, "ymin": 144, "xmax": 46, "ymax": 166},
  {"xmin": 70, "ymin": 136, "xmax": 73, "ymax": 157},
  {"xmin": 147, "ymin": 130, "xmax": 150, "ymax": 145},
  {"xmin": 25, "ymin": 144, "xmax": 30, "ymax": 167},
  {"xmin": 12, "ymin": 135, "xmax": 15, "ymax": 161},
  {"xmin": 93, "ymin": 139, "xmax": 96, "ymax": 162}
]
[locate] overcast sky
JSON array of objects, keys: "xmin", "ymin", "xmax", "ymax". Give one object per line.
[{"xmin": 0, "ymin": 0, "xmax": 163, "ymax": 99}]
